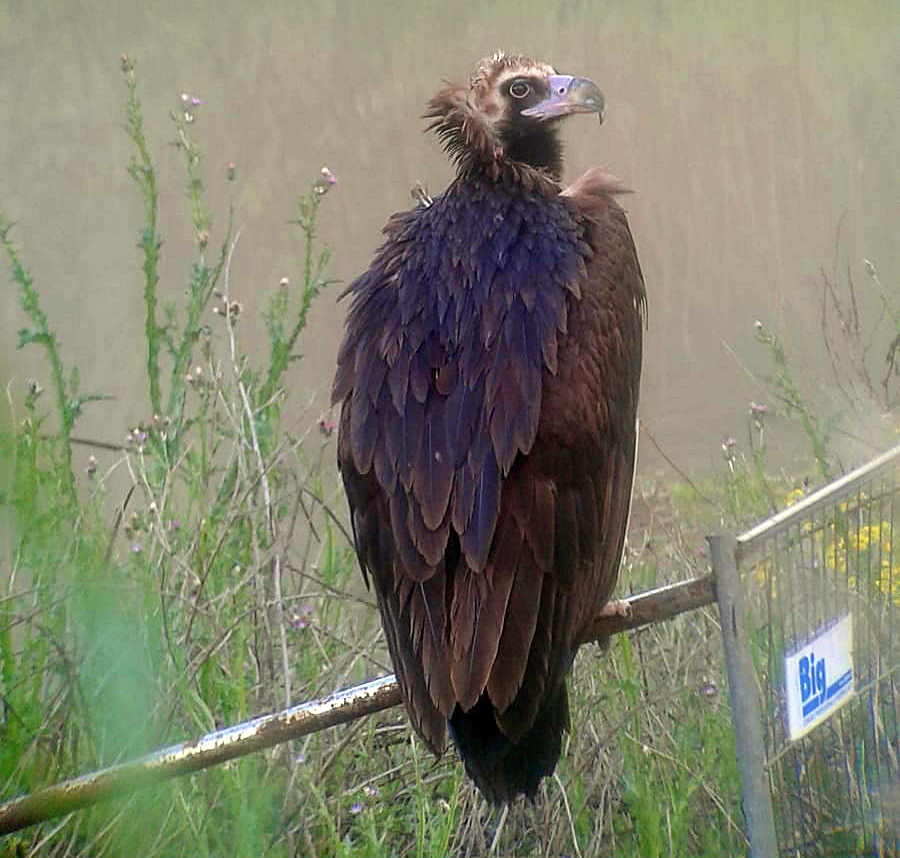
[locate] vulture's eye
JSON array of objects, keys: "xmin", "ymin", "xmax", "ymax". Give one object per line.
[{"xmin": 508, "ymin": 79, "xmax": 531, "ymax": 99}]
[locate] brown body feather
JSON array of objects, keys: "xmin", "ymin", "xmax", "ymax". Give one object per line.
[{"xmin": 333, "ymin": 53, "xmax": 645, "ymax": 801}]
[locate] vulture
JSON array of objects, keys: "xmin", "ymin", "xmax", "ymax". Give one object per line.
[{"xmin": 332, "ymin": 52, "xmax": 645, "ymax": 802}]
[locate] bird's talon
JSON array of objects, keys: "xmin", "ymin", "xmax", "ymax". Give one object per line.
[{"xmin": 599, "ymin": 599, "xmax": 631, "ymax": 619}]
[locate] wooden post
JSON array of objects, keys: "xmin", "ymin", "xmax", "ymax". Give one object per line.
[{"xmin": 708, "ymin": 532, "xmax": 779, "ymax": 858}]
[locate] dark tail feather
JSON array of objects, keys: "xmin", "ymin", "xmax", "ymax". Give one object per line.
[{"xmin": 448, "ymin": 684, "xmax": 569, "ymax": 803}]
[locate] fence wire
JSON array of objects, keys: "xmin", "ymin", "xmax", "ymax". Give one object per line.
[{"xmin": 736, "ymin": 444, "xmax": 899, "ymax": 856}]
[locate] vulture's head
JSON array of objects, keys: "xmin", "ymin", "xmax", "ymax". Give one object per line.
[{"xmin": 426, "ymin": 52, "xmax": 605, "ymax": 184}]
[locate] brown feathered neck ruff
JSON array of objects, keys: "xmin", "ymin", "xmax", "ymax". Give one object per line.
[{"xmin": 425, "ymin": 52, "xmax": 564, "ymax": 195}]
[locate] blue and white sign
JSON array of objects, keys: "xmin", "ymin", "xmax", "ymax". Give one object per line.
[{"xmin": 784, "ymin": 613, "xmax": 854, "ymax": 740}]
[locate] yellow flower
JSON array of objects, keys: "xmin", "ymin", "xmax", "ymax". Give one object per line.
[
  {"xmin": 824, "ymin": 519, "xmax": 897, "ymax": 606},
  {"xmin": 784, "ymin": 487, "xmax": 806, "ymax": 508}
]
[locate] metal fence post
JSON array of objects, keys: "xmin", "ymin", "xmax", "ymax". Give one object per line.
[{"xmin": 708, "ymin": 532, "xmax": 779, "ymax": 858}]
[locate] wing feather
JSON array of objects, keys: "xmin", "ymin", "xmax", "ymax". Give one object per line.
[
  {"xmin": 413, "ymin": 397, "xmax": 454, "ymax": 530},
  {"xmin": 333, "ymin": 169, "xmax": 644, "ymax": 767}
]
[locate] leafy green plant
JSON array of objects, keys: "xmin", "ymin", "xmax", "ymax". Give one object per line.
[{"xmin": 0, "ymin": 57, "xmax": 355, "ymax": 857}]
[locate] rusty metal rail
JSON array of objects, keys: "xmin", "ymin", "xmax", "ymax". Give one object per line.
[{"xmin": 0, "ymin": 574, "xmax": 715, "ymax": 835}]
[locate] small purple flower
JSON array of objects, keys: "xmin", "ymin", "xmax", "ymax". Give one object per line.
[
  {"xmin": 293, "ymin": 604, "xmax": 314, "ymax": 630},
  {"xmin": 314, "ymin": 166, "xmax": 337, "ymax": 196},
  {"xmin": 178, "ymin": 93, "xmax": 201, "ymax": 123},
  {"xmin": 168, "ymin": 518, "xmax": 182, "ymax": 531},
  {"xmin": 293, "ymin": 753, "xmax": 306, "ymax": 765},
  {"xmin": 349, "ymin": 802, "xmax": 364, "ymax": 815},
  {"xmin": 749, "ymin": 402, "xmax": 768, "ymax": 417},
  {"xmin": 721, "ymin": 435, "xmax": 737, "ymax": 464},
  {"xmin": 318, "ymin": 416, "xmax": 336, "ymax": 437},
  {"xmin": 131, "ymin": 543, "xmax": 142, "ymax": 554},
  {"xmin": 363, "ymin": 785, "xmax": 379, "ymax": 798},
  {"xmin": 699, "ymin": 678, "xmax": 718, "ymax": 698}
]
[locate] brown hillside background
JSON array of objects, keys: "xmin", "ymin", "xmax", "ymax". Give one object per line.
[{"xmin": 1, "ymin": 0, "xmax": 897, "ymax": 471}]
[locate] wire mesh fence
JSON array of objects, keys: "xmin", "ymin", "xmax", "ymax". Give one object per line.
[{"xmin": 733, "ymin": 444, "xmax": 899, "ymax": 856}]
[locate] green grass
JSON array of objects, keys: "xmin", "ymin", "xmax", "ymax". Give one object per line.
[{"xmin": 1, "ymin": 57, "xmax": 896, "ymax": 858}]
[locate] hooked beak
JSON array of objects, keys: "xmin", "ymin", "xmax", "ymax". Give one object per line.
[{"xmin": 522, "ymin": 75, "xmax": 605, "ymax": 123}]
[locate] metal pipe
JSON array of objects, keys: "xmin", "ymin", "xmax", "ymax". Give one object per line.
[
  {"xmin": 0, "ymin": 675, "xmax": 401, "ymax": 835},
  {"xmin": 0, "ymin": 574, "xmax": 716, "ymax": 835},
  {"xmin": 576, "ymin": 573, "xmax": 716, "ymax": 645}
]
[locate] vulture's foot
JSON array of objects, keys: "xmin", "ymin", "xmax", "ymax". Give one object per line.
[{"xmin": 598, "ymin": 599, "xmax": 631, "ymax": 619}]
